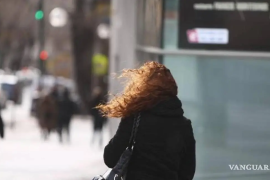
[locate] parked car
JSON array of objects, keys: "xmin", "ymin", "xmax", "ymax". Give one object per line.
[
  {"xmin": 0, "ymin": 88, "xmax": 7, "ymax": 109},
  {"xmin": 0, "ymin": 74, "xmax": 22, "ymax": 105}
]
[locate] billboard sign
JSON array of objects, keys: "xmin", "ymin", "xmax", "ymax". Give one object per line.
[{"xmin": 179, "ymin": 1, "xmax": 270, "ymax": 52}]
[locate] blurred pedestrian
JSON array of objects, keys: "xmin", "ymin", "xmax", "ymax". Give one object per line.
[
  {"xmin": 52, "ymin": 86, "xmax": 75, "ymax": 143},
  {"xmin": 37, "ymin": 92, "xmax": 58, "ymax": 140},
  {"xmin": 91, "ymin": 87, "xmax": 107, "ymax": 147},
  {"xmin": 96, "ymin": 62, "xmax": 196, "ymax": 180},
  {"xmin": 0, "ymin": 111, "xmax": 4, "ymax": 139}
]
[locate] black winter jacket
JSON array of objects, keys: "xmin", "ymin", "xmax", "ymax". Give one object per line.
[
  {"xmin": 0, "ymin": 113, "xmax": 4, "ymax": 139},
  {"xmin": 104, "ymin": 96, "xmax": 196, "ymax": 180}
]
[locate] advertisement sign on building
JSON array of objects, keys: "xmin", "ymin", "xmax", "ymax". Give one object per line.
[{"xmin": 179, "ymin": 0, "xmax": 270, "ymax": 52}]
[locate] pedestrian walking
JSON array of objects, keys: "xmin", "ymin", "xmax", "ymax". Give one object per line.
[
  {"xmin": 0, "ymin": 112, "xmax": 4, "ymax": 139},
  {"xmin": 96, "ymin": 62, "xmax": 196, "ymax": 180},
  {"xmin": 91, "ymin": 87, "xmax": 107, "ymax": 147},
  {"xmin": 52, "ymin": 86, "xmax": 75, "ymax": 143},
  {"xmin": 36, "ymin": 93, "xmax": 58, "ymax": 140}
]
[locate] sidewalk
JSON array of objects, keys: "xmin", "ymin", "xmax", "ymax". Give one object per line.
[{"xmin": 0, "ymin": 106, "xmax": 108, "ymax": 180}]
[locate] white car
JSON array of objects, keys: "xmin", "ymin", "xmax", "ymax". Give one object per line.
[{"xmin": 0, "ymin": 74, "xmax": 19, "ymax": 108}]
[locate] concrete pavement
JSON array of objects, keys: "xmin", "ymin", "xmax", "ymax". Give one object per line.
[{"xmin": 0, "ymin": 104, "xmax": 108, "ymax": 180}]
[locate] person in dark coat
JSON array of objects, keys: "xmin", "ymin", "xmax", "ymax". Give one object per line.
[
  {"xmin": 91, "ymin": 87, "xmax": 107, "ymax": 146},
  {"xmin": 36, "ymin": 93, "xmax": 58, "ymax": 140},
  {"xmin": 97, "ymin": 62, "xmax": 196, "ymax": 180},
  {"xmin": 0, "ymin": 112, "xmax": 4, "ymax": 139},
  {"xmin": 52, "ymin": 86, "xmax": 75, "ymax": 143}
]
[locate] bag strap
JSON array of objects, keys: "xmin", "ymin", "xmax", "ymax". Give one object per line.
[{"xmin": 128, "ymin": 113, "xmax": 141, "ymax": 150}]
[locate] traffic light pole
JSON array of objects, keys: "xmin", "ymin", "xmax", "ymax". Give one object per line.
[{"xmin": 38, "ymin": 0, "xmax": 46, "ymax": 74}]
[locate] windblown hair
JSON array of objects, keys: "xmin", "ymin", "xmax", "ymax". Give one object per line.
[{"xmin": 96, "ymin": 61, "xmax": 178, "ymax": 118}]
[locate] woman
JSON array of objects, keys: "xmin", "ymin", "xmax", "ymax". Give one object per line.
[{"xmin": 97, "ymin": 61, "xmax": 196, "ymax": 180}]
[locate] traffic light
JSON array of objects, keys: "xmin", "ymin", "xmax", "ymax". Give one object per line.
[
  {"xmin": 35, "ymin": 10, "xmax": 44, "ymax": 20},
  {"xmin": 39, "ymin": 50, "xmax": 48, "ymax": 60}
]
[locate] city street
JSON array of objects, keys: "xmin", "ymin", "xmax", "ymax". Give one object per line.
[
  {"xmin": 1, "ymin": 87, "xmax": 270, "ymax": 180},
  {"xmin": 0, "ymin": 88, "xmax": 108, "ymax": 180}
]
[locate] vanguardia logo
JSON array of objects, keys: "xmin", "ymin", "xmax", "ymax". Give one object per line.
[{"xmin": 229, "ymin": 164, "xmax": 270, "ymax": 171}]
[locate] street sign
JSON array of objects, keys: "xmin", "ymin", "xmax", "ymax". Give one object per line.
[
  {"xmin": 92, "ymin": 54, "xmax": 108, "ymax": 76},
  {"xmin": 179, "ymin": 0, "xmax": 270, "ymax": 52},
  {"xmin": 49, "ymin": 8, "xmax": 68, "ymax": 27},
  {"xmin": 97, "ymin": 24, "xmax": 110, "ymax": 39}
]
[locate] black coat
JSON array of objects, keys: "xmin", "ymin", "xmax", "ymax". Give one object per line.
[
  {"xmin": 104, "ymin": 96, "xmax": 196, "ymax": 180},
  {"xmin": 91, "ymin": 93, "xmax": 107, "ymax": 131},
  {"xmin": 0, "ymin": 113, "xmax": 4, "ymax": 139},
  {"xmin": 52, "ymin": 89, "xmax": 75, "ymax": 126}
]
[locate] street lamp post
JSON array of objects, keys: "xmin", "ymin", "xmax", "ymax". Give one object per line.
[{"xmin": 37, "ymin": 0, "xmax": 46, "ymax": 74}]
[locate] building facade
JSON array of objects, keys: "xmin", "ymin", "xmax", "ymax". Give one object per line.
[{"xmin": 110, "ymin": 0, "xmax": 270, "ymax": 179}]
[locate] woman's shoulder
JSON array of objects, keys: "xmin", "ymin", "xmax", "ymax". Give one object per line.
[
  {"xmin": 182, "ymin": 116, "xmax": 192, "ymax": 124},
  {"xmin": 181, "ymin": 116, "xmax": 196, "ymax": 142}
]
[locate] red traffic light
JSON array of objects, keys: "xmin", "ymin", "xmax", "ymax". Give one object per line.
[{"xmin": 40, "ymin": 51, "xmax": 48, "ymax": 60}]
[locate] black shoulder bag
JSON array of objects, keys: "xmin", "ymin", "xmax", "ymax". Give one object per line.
[{"xmin": 93, "ymin": 113, "xmax": 141, "ymax": 180}]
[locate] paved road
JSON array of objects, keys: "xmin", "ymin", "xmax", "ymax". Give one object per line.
[{"xmin": 0, "ymin": 88, "xmax": 108, "ymax": 180}]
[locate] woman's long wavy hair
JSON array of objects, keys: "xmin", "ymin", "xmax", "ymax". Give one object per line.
[{"xmin": 96, "ymin": 61, "xmax": 178, "ymax": 118}]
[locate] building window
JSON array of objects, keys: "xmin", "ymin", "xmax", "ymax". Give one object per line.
[
  {"xmin": 161, "ymin": 0, "xmax": 270, "ymax": 179},
  {"xmin": 164, "ymin": 55, "xmax": 270, "ymax": 178},
  {"xmin": 163, "ymin": 0, "xmax": 178, "ymax": 49},
  {"xmin": 137, "ymin": 0, "xmax": 163, "ymax": 47}
]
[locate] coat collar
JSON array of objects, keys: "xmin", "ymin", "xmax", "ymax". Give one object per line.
[{"xmin": 148, "ymin": 96, "xmax": 184, "ymax": 117}]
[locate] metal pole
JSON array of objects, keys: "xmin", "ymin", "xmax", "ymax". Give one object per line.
[{"xmin": 38, "ymin": 0, "xmax": 46, "ymax": 74}]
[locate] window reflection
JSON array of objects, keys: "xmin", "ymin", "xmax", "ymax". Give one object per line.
[{"xmin": 163, "ymin": 0, "xmax": 270, "ymax": 179}]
